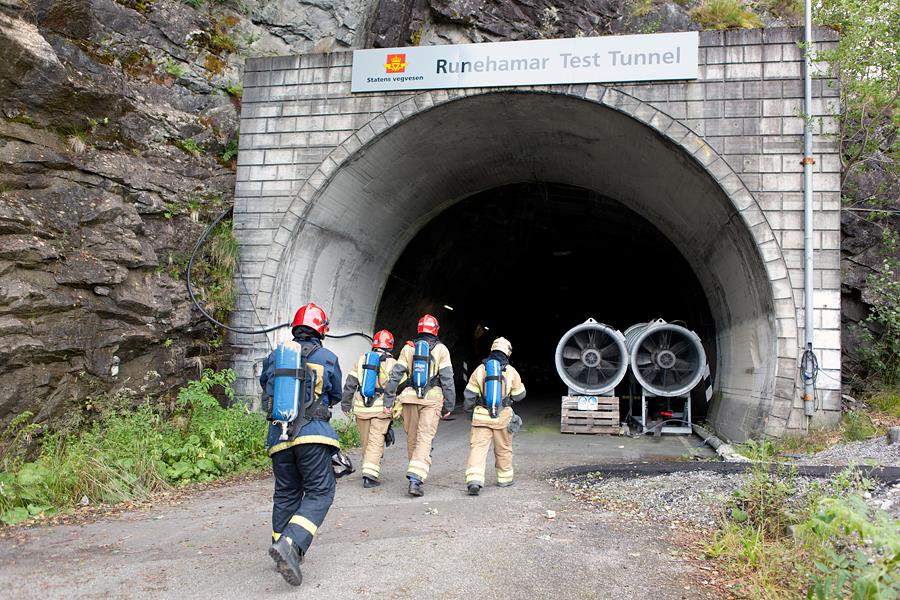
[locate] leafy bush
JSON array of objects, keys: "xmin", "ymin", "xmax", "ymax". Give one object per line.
[
  {"xmin": 691, "ymin": 0, "xmax": 762, "ymax": 29},
  {"xmin": 801, "ymin": 495, "xmax": 900, "ymax": 599},
  {"xmin": 855, "ymin": 230, "xmax": 900, "ymax": 387},
  {"xmin": 707, "ymin": 464, "xmax": 899, "ymax": 599},
  {"xmin": 0, "ymin": 369, "xmax": 267, "ymax": 526}
]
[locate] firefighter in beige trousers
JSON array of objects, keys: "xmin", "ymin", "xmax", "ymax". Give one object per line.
[
  {"xmin": 383, "ymin": 314, "xmax": 455, "ymax": 497},
  {"xmin": 463, "ymin": 337, "xmax": 526, "ymax": 495},
  {"xmin": 340, "ymin": 330, "xmax": 401, "ymax": 488}
]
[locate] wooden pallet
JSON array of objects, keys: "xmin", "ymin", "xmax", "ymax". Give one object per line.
[{"xmin": 560, "ymin": 396, "xmax": 619, "ymax": 434}]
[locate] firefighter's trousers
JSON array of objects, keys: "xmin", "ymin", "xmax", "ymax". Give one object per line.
[
  {"xmin": 271, "ymin": 443, "xmax": 336, "ymax": 554},
  {"xmin": 356, "ymin": 415, "xmax": 390, "ymax": 481},
  {"xmin": 402, "ymin": 402, "xmax": 441, "ymax": 482},
  {"xmin": 465, "ymin": 424, "xmax": 514, "ymax": 487}
]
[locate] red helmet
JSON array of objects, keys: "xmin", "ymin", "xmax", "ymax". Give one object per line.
[
  {"xmin": 417, "ymin": 314, "xmax": 439, "ymax": 335},
  {"xmin": 372, "ymin": 329, "xmax": 394, "ymax": 350},
  {"xmin": 291, "ymin": 303, "xmax": 329, "ymax": 336}
]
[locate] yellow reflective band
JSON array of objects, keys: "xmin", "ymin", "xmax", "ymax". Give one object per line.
[
  {"xmin": 407, "ymin": 460, "xmax": 429, "ymax": 478},
  {"xmin": 289, "ymin": 515, "xmax": 318, "ymax": 536},
  {"xmin": 466, "ymin": 474, "xmax": 484, "ymax": 484},
  {"xmin": 511, "ymin": 386, "xmax": 525, "ymax": 395},
  {"xmin": 268, "ymin": 435, "xmax": 341, "ymax": 455},
  {"xmin": 362, "ymin": 462, "xmax": 380, "ymax": 476},
  {"xmin": 465, "ymin": 383, "xmax": 481, "ymax": 393},
  {"xmin": 496, "ymin": 469, "xmax": 514, "ymax": 483},
  {"xmin": 272, "ymin": 531, "xmax": 282, "ymax": 541},
  {"xmin": 466, "ymin": 469, "xmax": 485, "ymax": 478}
]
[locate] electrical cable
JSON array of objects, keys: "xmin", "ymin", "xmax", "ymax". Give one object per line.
[
  {"xmin": 800, "ymin": 347, "xmax": 820, "ymax": 410},
  {"xmin": 186, "ymin": 206, "xmax": 373, "ymax": 342}
]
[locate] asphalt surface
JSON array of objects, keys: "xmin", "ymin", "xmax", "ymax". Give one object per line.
[{"xmin": 0, "ymin": 403, "xmax": 716, "ymax": 600}]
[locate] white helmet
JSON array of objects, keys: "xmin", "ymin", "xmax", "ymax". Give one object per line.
[{"xmin": 490, "ymin": 337, "xmax": 512, "ymax": 357}]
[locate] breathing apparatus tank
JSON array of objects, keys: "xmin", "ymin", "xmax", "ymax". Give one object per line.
[
  {"xmin": 272, "ymin": 340, "xmax": 309, "ymax": 441},
  {"xmin": 412, "ymin": 340, "xmax": 431, "ymax": 398},
  {"xmin": 483, "ymin": 358, "xmax": 504, "ymax": 418},
  {"xmin": 359, "ymin": 351, "xmax": 382, "ymax": 406}
]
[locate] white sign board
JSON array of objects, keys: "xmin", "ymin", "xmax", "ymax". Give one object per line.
[{"xmin": 351, "ymin": 32, "xmax": 698, "ymax": 93}]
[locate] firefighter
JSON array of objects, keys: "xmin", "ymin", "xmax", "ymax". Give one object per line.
[
  {"xmin": 463, "ymin": 337, "xmax": 526, "ymax": 495},
  {"xmin": 383, "ymin": 314, "xmax": 455, "ymax": 497},
  {"xmin": 260, "ymin": 302, "xmax": 343, "ymax": 586},
  {"xmin": 340, "ymin": 329, "xmax": 400, "ymax": 488}
]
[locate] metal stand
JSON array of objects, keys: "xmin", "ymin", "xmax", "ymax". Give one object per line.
[{"xmin": 638, "ymin": 390, "xmax": 691, "ymax": 435}]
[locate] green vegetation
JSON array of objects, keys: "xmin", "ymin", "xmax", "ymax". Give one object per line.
[
  {"xmin": 174, "ymin": 137, "xmax": 203, "ymax": 156},
  {"xmin": 706, "ymin": 461, "xmax": 899, "ymax": 598},
  {"xmin": 165, "ymin": 60, "xmax": 185, "ymax": 79},
  {"xmin": 734, "ymin": 407, "xmax": 889, "ymax": 460},
  {"xmin": 207, "ymin": 16, "xmax": 241, "ymax": 55},
  {"xmin": 332, "ymin": 418, "xmax": 360, "ymax": 450},
  {"xmin": 633, "ymin": 0, "xmax": 656, "ymax": 17},
  {"xmin": 0, "ymin": 369, "xmax": 268, "ymax": 526},
  {"xmin": 187, "ymin": 218, "xmax": 237, "ymax": 323},
  {"xmin": 691, "ymin": 0, "xmax": 762, "ymax": 29},
  {"xmin": 220, "ymin": 133, "xmax": 239, "ymax": 165},
  {"xmin": 5, "ymin": 114, "xmax": 39, "ymax": 128},
  {"xmin": 868, "ymin": 390, "xmax": 900, "ymax": 418},
  {"xmin": 856, "ymin": 230, "xmax": 900, "ymax": 387},
  {"xmin": 223, "ymin": 82, "xmax": 243, "ymax": 100}
]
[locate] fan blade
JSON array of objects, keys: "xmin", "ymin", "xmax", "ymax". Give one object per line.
[{"xmin": 562, "ymin": 346, "xmax": 581, "ymax": 360}]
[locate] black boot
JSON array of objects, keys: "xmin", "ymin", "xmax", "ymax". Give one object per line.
[
  {"xmin": 269, "ymin": 536, "xmax": 303, "ymax": 586},
  {"xmin": 363, "ymin": 476, "xmax": 380, "ymax": 488},
  {"xmin": 467, "ymin": 484, "xmax": 481, "ymax": 496},
  {"xmin": 408, "ymin": 478, "xmax": 424, "ymax": 497}
]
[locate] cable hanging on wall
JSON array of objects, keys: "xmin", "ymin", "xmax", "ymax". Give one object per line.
[{"xmin": 186, "ymin": 207, "xmax": 372, "ymax": 342}]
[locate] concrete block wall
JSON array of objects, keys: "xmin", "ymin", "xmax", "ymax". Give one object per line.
[{"xmin": 232, "ymin": 27, "xmax": 842, "ymax": 438}]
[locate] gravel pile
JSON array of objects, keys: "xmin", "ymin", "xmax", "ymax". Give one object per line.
[
  {"xmin": 559, "ymin": 468, "xmax": 900, "ymax": 527},
  {"xmin": 797, "ymin": 436, "xmax": 900, "ymax": 467}
]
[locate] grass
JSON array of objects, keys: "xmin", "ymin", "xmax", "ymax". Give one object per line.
[
  {"xmin": 691, "ymin": 0, "xmax": 762, "ymax": 29},
  {"xmin": 759, "ymin": 0, "xmax": 802, "ymax": 23},
  {"xmin": 704, "ymin": 460, "xmax": 899, "ymax": 599},
  {"xmin": 868, "ymin": 389, "xmax": 900, "ymax": 418},
  {"xmin": 0, "ymin": 369, "xmax": 268, "ymax": 526},
  {"xmin": 734, "ymin": 401, "xmax": 892, "ymax": 461},
  {"xmin": 184, "ymin": 217, "xmax": 237, "ymax": 324}
]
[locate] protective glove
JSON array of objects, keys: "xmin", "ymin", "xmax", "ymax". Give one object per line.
[
  {"xmin": 507, "ymin": 413, "xmax": 523, "ymax": 434},
  {"xmin": 384, "ymin": 424, "xmax": 395, "ymax": 447}
]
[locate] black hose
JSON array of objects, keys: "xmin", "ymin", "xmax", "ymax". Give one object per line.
[{"xmin": 185, "ymin": 207, "xmax": 373, "ymax": 342}]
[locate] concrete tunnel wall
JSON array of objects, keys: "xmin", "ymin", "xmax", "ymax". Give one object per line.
[{"xmin": 231, "ymin": 28, "xmax": 843, "ymax": 441}]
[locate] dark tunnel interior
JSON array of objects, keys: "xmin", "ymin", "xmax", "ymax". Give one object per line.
[{"xmin": 375, "ymin": 183, "xmax": 717, "ymax": 417}]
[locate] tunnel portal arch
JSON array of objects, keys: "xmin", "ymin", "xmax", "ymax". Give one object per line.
[
  {"xmin": 233, "ymin": 29, "xmax": 844, "ymax": 441},
  {"xmin": 263, "ymin": 88, "xmax": 790, "ymax": 441}
]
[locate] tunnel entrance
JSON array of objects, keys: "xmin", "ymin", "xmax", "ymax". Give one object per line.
[
  {"xmin": 260, "ymin": 90, "xmax": 790, "ymax": 440},
  {"xmin": 375, "ymin": 182, "xmax": 716, "ymax": 419}
]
